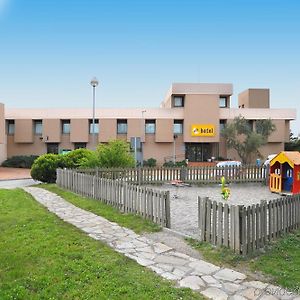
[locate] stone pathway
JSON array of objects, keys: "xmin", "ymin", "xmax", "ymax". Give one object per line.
[{"xmin": 24, "ymin": 187, "xmax": 299, "ymax": 300}]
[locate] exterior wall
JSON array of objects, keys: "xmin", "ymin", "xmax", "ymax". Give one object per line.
[
  {"xmin": 14, "ymin": 119, "xmax": 33, "ymax": 143},
  {"xmin": 44, "ymin": 119, "xmax": 61, "ymax": 143},
  {"xmin": 7, "ymin": 135, "xmax": 46, "ymax": 157},
  {"xmin": 0, "ymin": 103, "xmax": 5, "ymax": 144},
  {"xmin": 99, "ymin": 119, "xmax": 116, "ymax": 142},
  {"xmin": 1, "ymin": 83, "xmax": 296, "ymax": 164},
  {"xmin": 156, "ymin": 119, "xmax": 173, "ymax": 142},
  {"xmin": 183, "ymin": 94, "xmax": 220, "ymax": 143},
  {"xmin": 0, "ymin": 103, "xmax": 7, "ymax": 163},
  {"xmin": 127, "ymin": 119, "xmax": 144, "ymax": 142},
  {"xmin": 238, "ymin": 89, "xmax": 269, "ymax": 108},
  {"xmin": 70, "ymin": 119, "xmax": 89, "ymax": 143},
  {"xmin": 268, "ymin": 119, "xmax": 286, "ymax": 143},
  {"xmin": 143, "ymin": 134, "xmax": 184, "ymax": 165}
]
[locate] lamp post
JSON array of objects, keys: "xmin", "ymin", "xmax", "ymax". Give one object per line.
[
  {"xmin": 173, "ymin": 134, "xmax": 178, "ymax": 164},
  {"xmin": 141, "ymin": 109, "xmax": 146, "ymax": 166},
  {"xmin": 90, "ymin": 77, "xmax": 99, "ymax": 148}
]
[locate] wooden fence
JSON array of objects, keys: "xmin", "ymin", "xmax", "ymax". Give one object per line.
[
  {"xmin": 198, "ymin": 195, "xmax": 300, "ymax": 255},
  {"xmin": 78, "ymin": 165, "xmax": 267, "ymax": 185},
  {"xmin": 56, "ymin": 169, "xmax": 171, "ymax": 228}
]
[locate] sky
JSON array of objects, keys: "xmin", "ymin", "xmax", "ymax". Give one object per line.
[{"xmin": 0, "ymin": 0, "xmax": 299, "ymax": 134}]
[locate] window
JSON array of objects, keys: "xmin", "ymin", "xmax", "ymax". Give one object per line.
[
  {"xmin": 173, "ymin": 120, "xmax": 183, "ymax": 134},
  {"xmin": 173, "ymin": 96, "xmax": 184, "ymax": 107},
  {"xmin": 74, "ymin": 143, "xmax": 87, "ymax": 149},
  {"xmin": 47, "ymin": 143, "xmax": 59, "ymax": 154},
  {"xmin": 219, "ymin": 120, "xmax": 226, "ymax": 131},
  {"xmin": 34, "ymin": 120, "xmax": 43, "ymax": 135},
  {"xmin": 145, "ymin": 120, "xmax": 156, "ymax": 134},
  {"xmin": 219, "ymin": 96, "xmax": 228, "ymax": 108},
  {"xmin": 7, "ymin": 120, "xmax": 15, "ymax": 135},
  {"xmin": 247, "ymin": 120, "xmax": 254, "ymax": 131},
  {"xmin": 117, "ymin": 119, "xmax": 127, "ymax": 134},
  {"xmin": 61, "ymin": 120, "xmax": 70, "ymax": 134},
  {"xmin": 89, "ymin": 119, "xmax": 99, "ymax": 134}
]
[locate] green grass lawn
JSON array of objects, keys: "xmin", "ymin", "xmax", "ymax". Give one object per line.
[
  {"xmin": 0, "ymin": 188, "xmax": 203, "ymax": 300},
  {"xmin": 188, "ymin": 232, "xmax": 300, "ymax": 291},
  {"xmin": 38, "ymin": 184, "xmax": 161, "ymax": 234}
]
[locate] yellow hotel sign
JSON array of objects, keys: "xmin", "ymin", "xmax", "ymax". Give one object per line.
[{"xmin": 191, "ymin": 124, "xmax": 215, "ymax": 137}]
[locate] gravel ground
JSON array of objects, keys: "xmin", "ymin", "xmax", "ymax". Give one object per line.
[{"xmin": 149, "ymin": 183, "xmax": 281, "ymax": 238}]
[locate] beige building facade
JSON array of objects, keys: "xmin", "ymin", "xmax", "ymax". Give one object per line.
[{"xmin": 0, "ymin": 83, "xmax": 296, "ymax": 165}]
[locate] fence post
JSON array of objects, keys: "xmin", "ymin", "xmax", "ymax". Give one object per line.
[
  {"xmin": 180, "ymin": 166, "xmax": 187, "ymax": 181},
  {"xmin": 165, "ymin": 191, "xmax": 171, "ymax": 228},
  {"xmin": 138, "ymin": 167, "xmax": 142, "ymax": 186}
]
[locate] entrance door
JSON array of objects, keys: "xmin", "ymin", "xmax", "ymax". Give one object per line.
[{"xmin": 185, "ymin": 143, "xmax": 212, "ymax": 162}]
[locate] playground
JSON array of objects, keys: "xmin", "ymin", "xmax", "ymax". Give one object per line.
[{"xmin": 151, "ymin": 183, "xmax": 280, "ymax": 238}]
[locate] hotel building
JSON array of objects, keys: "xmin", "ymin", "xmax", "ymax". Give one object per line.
[{"xmin": 0, "ymin": 83, "xmax": 296, "ymax": 165}]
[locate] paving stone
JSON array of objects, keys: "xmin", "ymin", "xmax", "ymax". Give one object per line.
[
  {"xmin": 148, "ymin": 265, "xmax": 164, "ymax": 275},
  {"xmin": 223, "ymin": 282, "xmax": 245, "ymax": 294},
  {"xmin": 172, "ymin": 268, "xmax": 187, "ymax": 278},
  {"xmin": 135, "ymin": 257, "xmax": 154, "ymax": 267},
  {"xmin": 135, "ymin": 251, "xmax": 156, "ymax": 260},
  {"xmin": 189, "ymin": 260, "xmax": 220, "ymax": 275},
  {"xmin": 153, "ymin": 242, "xmax": 172, "ymax": 254},
  {"xmin": 242, "ymin": 281, "xmax": 269, "ymax": 290},
  {"xmin": 155, "ymin": 263, "xmax": 174, "ymax": 272},
  {"xmin": 115, "ymin": 242, "xmax": 135, "ymax": 249},
  {"xmin": 238, "ymin": 287, "xmax": 261, "ymax": 300},
  {"xmin": 202, "ymin": 287, "xmax": 229, "ymax": 300},
  {"xmin": 229, "ymin": 295, "xmax": 247, "ymax": 300},
  {"xmin": 154, "ymin": 254, "xmax": 188, "ymax": 266},
  {"xmin": 202, "ymin": 275, "xmax": 220, "ymax": 285},
  {"xmin": 168, "ymin": 251, "xmax": 192, "ymax": 260},
  {"xmin": 214, "ymin": 268, "xmax": 247, "ymax": 282},
  {"xmin": 179, "ymin": 275, "xmax": 206, "ymax": 290},
  {"xmin": 259, "ymin": 295, "xmax": 279, "ymax": 300},
  {"xmin": 160, "ymin": 272, "xmax": 180, "ymax": 281}
]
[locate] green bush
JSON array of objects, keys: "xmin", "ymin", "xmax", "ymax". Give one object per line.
[
  {"xmin": 163, "ymin": 160, "xmax": 187, "ymax": 167},
  {"xmin": 64, "ymin": 148, "xmax": 95, "ymax": 169},
  {"xmin": 31, "ymin": 154, "xmax": 65, "ymax": 183},
  {"xmin": 1, "ymin": 155, "xmax": 39, "ymax": 168},
  {"xmin": 86, "ymin": 140, "xmax": 135, "ymax": 168},
  {"xmin": 143, "ymin": 158, "xmax": 157, "ymax": 167}
]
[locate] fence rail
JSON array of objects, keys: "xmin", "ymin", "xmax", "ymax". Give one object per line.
[
  {"xmin": 198, "ymin": 195, "xmax": 300, "ymax": 255},
  {"xmin": 56, "ymin": 169, "xmax": 171, "ymax": 228},
  {"xmin": 78, "ymin": 165, "xmax": 267, "ymax": 185}
]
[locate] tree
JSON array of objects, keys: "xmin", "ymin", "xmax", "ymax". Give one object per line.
[
  {"xmin": 86, "ymin": 140, "xmax": 135, "ymax": 168},
  {"xmin": 285, "ymin": 132, "xmax": 300, "ymax": 151},
  {"xmin": 221, "ymin": 116, "xmax": 276, "ymax": 164}
]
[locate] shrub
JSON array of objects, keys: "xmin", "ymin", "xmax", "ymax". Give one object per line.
[
  {"xmin": 163, "ymin": 160, "xmax": 187, "ymax": 167},
  {"xmin": 31, "ymin": 154, "xmax": 65, "ymax": 183},
  {"xmin": 64, "ymin": 148, "xmax": 95, "ymax": 169},
  {"xmin": 2, "ymin": 155, "xmax": 39, "ymax": 168},
  {"xmin": 143, "ymin": 158, "xmax": 157, "ymax": 167},
  {"xmin": 76, "ymin": 141, "xmax": 135, "ymax": 169}
]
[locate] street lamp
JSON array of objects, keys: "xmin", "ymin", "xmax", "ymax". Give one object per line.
[
  {"xmin": 140, "ymin": 109, "xmax": 146, "ymax": 166},
  {"xmin": 90, "ymin": 77, "xmax": 99, "ymax": 148},
  {"xmin": 173, "ymin": 134, "xmax": 178, "ymax": 164}
]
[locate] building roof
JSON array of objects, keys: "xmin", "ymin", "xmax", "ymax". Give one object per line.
[{"xmin": 270, "ymin": 151, "xmax": 300, "ymax": 168}]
